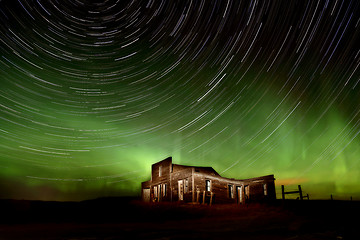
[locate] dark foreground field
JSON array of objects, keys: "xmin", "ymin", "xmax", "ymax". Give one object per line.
[{"xmin": 0, "ymin": 198, "xmax": 359, "ymax": 239}]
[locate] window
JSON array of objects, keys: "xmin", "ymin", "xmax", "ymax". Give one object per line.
[
  {"xmin": 205, "ymin": 180, "xmax": 211, "ymax": 191},
  {"xmin": 163, "ymin": 184, "xmax": 167, "ymax": 197},
  {"xmin": 158, "ymin": 184, "xmax": 162, "ymax": 199},
  {"xmin": 236, "ymin": 186, "xmax": 243, "ymax": 203},
  {"xmin": 184, "ymin": 178, "xmax": 189, "ymax": 193},
  {"xmin": 244, "ymin": 185, "xmax": 249, "ymax": 199},
  {"xmin": 228, "ymin": 185, "xmax": 234, "ymax": 198},
  {"xmin": 159, "ymin": 166, "xmax": 162, "ymax": 177},
  {"xmin": 153, "ymin": 186, "xmax": 158, "ymax": 198},
  {"xmin": 263, "ymin": 183, "xmax": 267, "ymax": 196}
]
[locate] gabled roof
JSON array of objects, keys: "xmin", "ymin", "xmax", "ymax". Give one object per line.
[
  {"xmin": 171, "ymin": 161, "xmax": 220, "ymax": 176},
  {"xmin": 151, "ymin": 157, "xmax": 273, "ymax": 182},
  {"xmin": 193, "ymin": 166, "xmax": 220, "ymax": 176}
]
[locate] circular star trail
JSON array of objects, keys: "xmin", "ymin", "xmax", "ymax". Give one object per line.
[{"xmin": 0, "ymin": 0, "xmax": 360, "ymax": 200}]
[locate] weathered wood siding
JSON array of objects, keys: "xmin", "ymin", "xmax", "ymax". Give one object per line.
[
  {"xmin": 142, "ymin": 180, "xmax": 151, "ymax": 189},
  {"xmin": 170, "ymin": 168, "xmax": 193, "ymax": 202},
  {"xmin": 151, "ymin": 157, "xmax": 172, "ymax": 183},
  {"xmin": 141, "ymin": 180, "xmax": 151, "ymax": 201},
  {"xmin": 192, "ymin": 174, "xmax": 276, "ymax": 204},
  {"xmin": 243, "ymin": 177, "xmax": 276, "ymax": 203},
  {"xmin": 142, "ymin": 157, "xmax": 276, "ymax": 204},
  {"xmin": 193, "ymin": 173, "xmax": 241, "ymax": 203},
  {"xmin": 172, "ymin": 164, "xmax": 190, "ymax": 172},
  {"xmin": 149, "ymin": 157, "xmax": 172, "ymax": 201},
  {"xmin": 266, "ymin": 181, "xmax": 276, "ymax": 200}
]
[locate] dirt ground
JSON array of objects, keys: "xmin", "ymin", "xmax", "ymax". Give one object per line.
[{"xmin": 0, "ymin": 199, "xmax": 358, "ymax": 239}]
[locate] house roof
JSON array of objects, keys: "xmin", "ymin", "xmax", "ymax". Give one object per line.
[
  {"xmin": 149, "ymin": 157, "xmax": 274, "ymax": 183},
  {"xmin": 193, "ymin": 166, "xmax": 220, "ymax": 176}
]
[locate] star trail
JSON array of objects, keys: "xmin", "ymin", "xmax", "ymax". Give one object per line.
[{"xmin": 0, "ymin": 0, "xmax": 360, "ymax": 201}]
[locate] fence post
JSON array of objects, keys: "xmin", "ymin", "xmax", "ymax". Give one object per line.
[
  {"xmin": 298, "ymin": 185, "xmax": 303, "ymax": 200},
  {"xmin": 281, "ymin": 185, "xmax": 285, "ymax": 200}
]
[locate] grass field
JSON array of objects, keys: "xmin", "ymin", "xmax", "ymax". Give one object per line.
[{"xmin": 0, "ymin": 198, "xmax": 359, "ymax": 239}]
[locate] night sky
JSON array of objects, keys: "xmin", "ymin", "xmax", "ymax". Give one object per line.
[{"xmin": 1, "ymin": 0, "xmax": 360, "ymax": 201}]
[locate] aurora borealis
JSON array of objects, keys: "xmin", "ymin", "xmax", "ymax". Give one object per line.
[{"xmin": 0, "ymin": 0, "xmax": 360, "ymax": 201}]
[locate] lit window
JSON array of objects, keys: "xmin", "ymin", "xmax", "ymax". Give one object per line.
[
  {"xmin": 228, "ymin": 185, "xmax": 234, "ymax": 198},
  {"xmin": 163, "ymin": 184, "xmax": 167, "ymax": 197},
  {"xmin": 158, "ymin": 184, "xmax": 162, "ymax": 198},
  {"xmin": 245, "ymin": 185, "xmax": 249, "ymax": 199},
  {"xmin": 159, "ymin": 166, "xmax": 162, "ymax": 177},
  {"xmin": 205, "ymin": 180, "xmax": 211, "ymax": 191},
  {"xmin": 236, "ymin": 186, "xmax": 243, "ymax": 203},
  {"xmin": 154, "ymin": 186, "xmax": 158, "ymax": 198},
  {"xmin": 263, "ymin": 183, "xmax": 267, "ymax": 196}
]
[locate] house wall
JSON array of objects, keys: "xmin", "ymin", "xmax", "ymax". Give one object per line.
[
  {"xmin": 142, "ymin": 180, "xmax": 151, "ymax": 189},
  {"xmin": 267, "ymin": 180, "xmax": 276, "ymax": 200},
  {"xmin": 170, "ymin": 167, "xmax": 193, "ymax": 202},
  {"xmin": 149, "ymin": 157, "xmax": 172, "ymax": 202},
  {"xmin": 142, "ymin": 157, "xmax": 276, "ymax": 204},
  {"xmin": 242, "ymin": 176, "xmax": 276, "ymax": 203},
  {"xmin": 151, "ymin": 157, "xmax": 172, "ymax": 183},
  {"xmin": 172, "ymin": 164, "xmax": 190, "ymax": 172},
  {"xmin": 192, "ymin": 174, "xmax": 276, "ymax": 204},
  {"xmin": 193, "ymin": 173, "xmax": 242, "ymax": 204},
  {"xmin": 141, "ymin": 180, "xmax": 151, "ymax": 202},
  {"xmin": 245, "ymin": 181, "xmax": 264, "ymax": 202}
]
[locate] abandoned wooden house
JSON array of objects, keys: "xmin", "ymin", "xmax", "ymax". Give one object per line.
[{"xmin": 141, "ymin": 157, "xmax": 276, "ymax": 204}]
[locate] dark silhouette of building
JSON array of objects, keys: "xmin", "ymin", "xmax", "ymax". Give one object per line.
[{"xmin": 141, "ymin": 157, "xmax": 276, "ymax": 204}]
